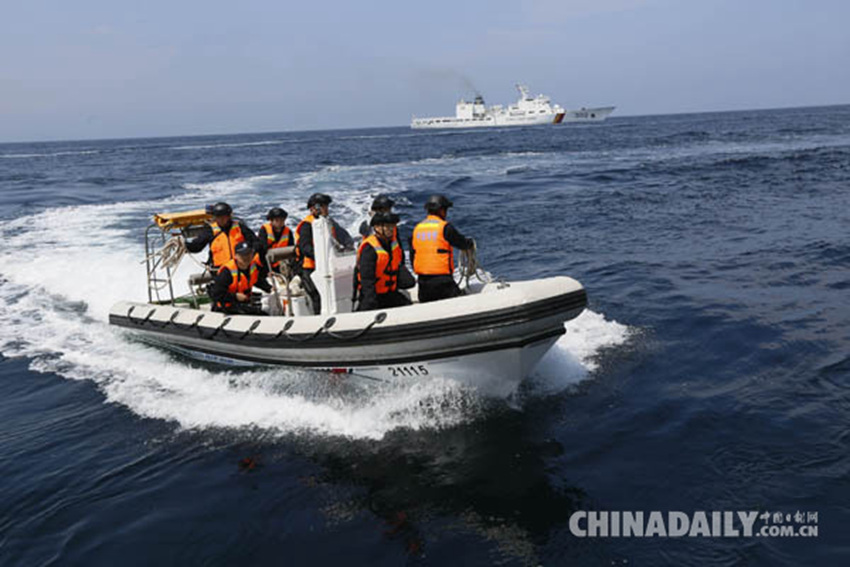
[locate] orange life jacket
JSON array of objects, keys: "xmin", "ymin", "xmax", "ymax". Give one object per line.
[
  {"xmin": 295, "ymin": 214, "xmax": 338, "ymax": 270},
  {"xmin": 357, "ymin": 235, "xmax": 402, "ymax": 294},
  {"xmin": 412, "ymin": 215, "xmax": 453, "ymax": 276},
  {"xmin": 295, "ymin": 214, "xmax": 315, "ymax": 269},
  {"xmin": 261, "ymin": 222, "xmax": 292, "ymax": 268},
  {"xmin": 210, "ymin": 222, "xmax": 245, "ymax": 268},
  {"xmin": 216, "ymin": 254, "xmax": 261, "ymax": 308}
]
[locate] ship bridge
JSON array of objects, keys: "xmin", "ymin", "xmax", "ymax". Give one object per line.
[{"xmin": 456, "ymin": 95, "xmax": 487, "ymax": 119}]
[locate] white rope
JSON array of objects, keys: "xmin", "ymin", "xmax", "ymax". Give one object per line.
[
  {"xmin": 158, "ymin": 236, "xmax": 187, "ymax": 270},
  {"xmin": 143, "ymin": 235, "xmax": 209, "ymax": 292},
  {"xmin": 457, "ymin": 240, "xmax": 492, "ymax": 288}
]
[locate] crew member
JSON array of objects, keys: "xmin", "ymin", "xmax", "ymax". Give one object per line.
[
  {"xmin": 258, "ymin": 207, "xmax": 293, "ymax": 273},
  {"xmin": 185, "ymin": 202, "xmax": 258, "ymax": 271},
  {"xmin": 359, "ymin": 194, "xmax": 396, "ymax": 238},
  {"xmin": 295, "ymin": 193, "xmax": 354, "ymax": 314},
  {"xmin": 355, "ymin": 212, "xmax": 413, "ymax": 312},
  {"xmin": 410, "ymin": 194, "xmax": 474, "ymax": 303},
  {"xmin": 209, "ymin": 242, "xmax": 272, "ymax": 314}
]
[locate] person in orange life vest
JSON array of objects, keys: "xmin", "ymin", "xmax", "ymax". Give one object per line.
[
  {"xmin": 257, "ymin": 207, "xmax": 293, "ymax": 273},
  {"xmin": 355, "ymin": 212, "xmax": 413, "ymax": 312},
  {"xmin": 208, "ymin": 242, "xmax": 272, "ymax": 315},
  {"xmin": 358, "ymin": 194, "xmax": 396, "ymax": 238},
  {"xmin": 357, "ymin": 194, "xmax": 406, "ymax": 273},
  {"xmin": 410, "ymin": 194, "xmax": 474, "ymax": 303},
  {"xmin": 295, "ymin": 193, "xmax": 355, "ymax": 270},
  {"xmin": 295, "ymin": 193, "xmax": 354, "ymax": 314},
  {"xmin": 185, "ymin": 202, "xmax": 258, "ymax": 271}
]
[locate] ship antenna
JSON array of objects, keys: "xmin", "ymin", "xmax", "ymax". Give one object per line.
[{"xmin": 516, "ymin": 84, "xmax": 531, "ymax": 100}]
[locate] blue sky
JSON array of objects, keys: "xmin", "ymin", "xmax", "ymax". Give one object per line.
[{"xmin": 1, "ymin": 0, "xmax": 847, "ymax": 142}]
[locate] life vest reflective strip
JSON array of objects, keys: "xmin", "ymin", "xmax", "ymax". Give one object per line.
[
  {"xmin": 357, "ymin": 235, "xmax": 402, "ymax": 294},
  {"xmin": 412, "ymin": 215, "xmax": 453, "ymax": 275},
  {"xmin": 210, "ymin": 223, "xmax": 245, "ymax": 268},
  {"xmin": 216, "ymin": 255, "xmax": 260, "ymax": 308},
  {"xmin": 261, "ymin": 222, "xmax": 292, "ymax": 268},
  {"xmin": 262, "ymin": 222, "xmax": 292, "ymax": 248}
]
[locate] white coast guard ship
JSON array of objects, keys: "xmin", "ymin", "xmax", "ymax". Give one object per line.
[{"xmin": 411, "ymin": 84, "xmax": 615, "ymax": 129}]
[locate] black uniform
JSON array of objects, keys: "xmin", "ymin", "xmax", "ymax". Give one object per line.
[
  {"xmin": 410, "ymin": 222, "xmax": 473, "ymax": 303},
  {"xmin": 257, "ymin": 225, "xmax": 293, "ymax": 272},
  {"xmin": 185, "ymin": 220, "xmax": 258, "ymax": 268},
  {"xmin": 209, "ymin": 262, "xmax": 272, "ymax": 315},
  {"xmin": 356, "ymin": 235, "xmax": 414, "ymax": 312},
  {"xmin": 296, "ymin": 218, "xmax": 354, "ymax": 314}
]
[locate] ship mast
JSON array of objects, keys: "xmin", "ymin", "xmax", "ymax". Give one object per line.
[{"xmin": 516, "ymin": 84, "xmax": 531, "ymax": 101}]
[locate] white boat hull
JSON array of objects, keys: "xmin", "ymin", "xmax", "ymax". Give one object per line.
[
  {"xmin": 110, "ymin": 277, "xmax": 587, "ymax": 397},
  {"xmin": 135, "ymin": 333, "xmax": 561, "ymax": 398}
]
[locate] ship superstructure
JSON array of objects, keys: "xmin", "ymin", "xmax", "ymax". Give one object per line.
[{"xmin": 411, "ymin": 85, "xmax": 614, "ymax": 129}]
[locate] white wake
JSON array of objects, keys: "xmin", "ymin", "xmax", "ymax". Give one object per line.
[{"xmin": 0, "ymin": 168, "xmax": 631, "ymax": 440}]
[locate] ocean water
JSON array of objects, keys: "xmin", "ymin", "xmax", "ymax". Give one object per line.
[{"xmin": 1, "ymin": 106, "xmax": 848, "ymax": 565}]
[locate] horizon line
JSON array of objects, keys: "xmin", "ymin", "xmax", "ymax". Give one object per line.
[{"xmin": 2, "ymin": 101, "xmax": 848, "ymax": 146}]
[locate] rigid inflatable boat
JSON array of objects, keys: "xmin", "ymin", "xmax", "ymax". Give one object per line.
[{"xmin": 109, "ymin": 211, "xmax": 587, "ymax": 396}]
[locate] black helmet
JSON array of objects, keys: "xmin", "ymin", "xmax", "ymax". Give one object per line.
[
  {"xmin": 210, "ymin": 202, "xmax": 233, "ymax": 216},
  {"xmin": 307, "ymin": 193, "xmax": 332, "ymax": 209},
  {"xmin": 234, "ymin": 241, "xmax": 253, "ymax": 256},
  {"xmin": 424, "ymin": 194, "xmax": 453, "ymax": 213},
  {"xmin": 267, "ymin": 207, "xmax": 287, "ymax": 220},
  {"xmin": 370, "ymin": 194, "xmax": 395, "ymax": 211},
  {"xmin": 370, "ymin": 212, "xmax": 400, "ymax": 227}
]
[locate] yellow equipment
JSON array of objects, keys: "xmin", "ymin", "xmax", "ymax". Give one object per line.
[{"xmin": 153, "ymin": 210, "xmax": 212, "ymax": 230}]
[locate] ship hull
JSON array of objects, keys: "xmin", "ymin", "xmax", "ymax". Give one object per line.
[
  {"xmin": 411, "ymin": 106, "xmax": 616, "ymax": 129},
  {"xmin": 561, "ymin": 106, "xmax": 616, "ymax": 122},
  {"xmin": 412, "ymin": 112, "xmax": 565, "ymax": 129}
]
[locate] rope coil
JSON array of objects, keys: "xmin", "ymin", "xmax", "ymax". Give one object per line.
[
  {"xmin": 457, "ymin": 240, "xmax": 493, "ymax": 289},
  {"xmin": 143, "ymin": 235, "xmax": 210, "ymax": 292}
]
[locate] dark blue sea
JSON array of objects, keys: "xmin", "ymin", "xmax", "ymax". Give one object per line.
[{"xmin": 1, "ymin": 106, "xmax": 849, "ymax": 565}]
